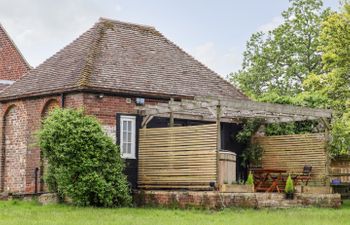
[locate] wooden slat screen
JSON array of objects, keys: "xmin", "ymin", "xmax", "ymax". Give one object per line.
[
  {"xmin": 138, "ymin": 124, "xmax": 217, "ymax": 189},
  {"xmin": 255, "ymin": 133, "xmax": 327, "ymax": 185},
  {"xmin": 331, "ymin": 157, "xmax": 350, "ymax": 183}
]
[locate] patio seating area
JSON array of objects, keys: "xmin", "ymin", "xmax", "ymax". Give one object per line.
[
  {"xmin": 252, "ymin": 168, "xmax": 287, "ymax": 193},
  {"xmin": 251, "ymin": 166, "xmax": 312, "ymax": 193}
]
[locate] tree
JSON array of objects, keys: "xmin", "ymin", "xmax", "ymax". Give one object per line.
[
  {"xmin": 284, "ymin": 174, "xmax": 295, "ymax": 194},
  {"xmin": 317, "ymin": 3, "xmax": 350, "ymax": 115},
  {"xmin": 230, "ymin": 0, "xmax": 331, "ymax": 98},
  {"xmin": 230, "ymin": 0, "xmax": 350, "ymax": 155},
  {"xmin": 304, "ymin": 2, "xmax": 350, "ymax": 155},
  {"xmin": 246, "ymin": 172, "xmax": 254, "ymax": 185},
  {"xmin": 38, "ymin": 108, "xmax": 131, "ymax": 207}
]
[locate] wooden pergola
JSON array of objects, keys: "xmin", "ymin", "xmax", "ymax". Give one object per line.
[
  {"xmin": 138, "ymin": 96, "xmax": 332, "ymax": 127},
  {"xmin": 137, "ymin": 96, "xmax": 333, "ymax": 188}
]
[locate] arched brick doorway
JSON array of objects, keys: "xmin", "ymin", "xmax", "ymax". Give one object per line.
[
  {"xmin": 41, "ymin": 100, "xmax": 60, "ymax": 118},
  {"xmin": 39, "ymin": 99, "xmax": 59, "ymax": 192},
  {"xmin": 1, "ymin": 104, "xmax": 27, "ymax": 193}
]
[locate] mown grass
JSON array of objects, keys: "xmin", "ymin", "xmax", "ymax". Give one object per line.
[{"xmin": 0, "ymin": 200, "xmax": 349, "ymax": 225}]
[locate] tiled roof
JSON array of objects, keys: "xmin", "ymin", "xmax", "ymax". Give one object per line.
[{"xmin": 0, "ymin": 18, "xmax": 247, "ymax": 101}]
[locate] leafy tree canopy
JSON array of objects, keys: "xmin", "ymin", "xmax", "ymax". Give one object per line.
[
  {"xmin": 304, "ymin": 2, "xmax": 350, "ymax": 155},
  {"xmin": 230, "ymin": 0, "xmax": 331, "ymax": 98},
  {"xmin": 231, "ymin": 0, "xmax": 350, "ymax": 156}
]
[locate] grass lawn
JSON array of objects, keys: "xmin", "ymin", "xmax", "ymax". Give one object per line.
[{"xmin": 0, "ymin": 200, "xmax": 349, "ymax": 225}]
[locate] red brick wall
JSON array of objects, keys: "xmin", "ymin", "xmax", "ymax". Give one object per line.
[
  {"xmin": 83, "ymin": 93, "xmax": 164, "ymax": 125},
  {"xmin": 0, "ymin": 93, "xmax": 85, "ymax": 193},
  {"xmin": 134, "ymin": 191, "xmax": 342, "ymax": 209},
  {"xmin": 83, "ymin": 94, "xmax": 137, "ymax": 126},
  {"xmin": 0, "ymin": 92, "xmax": 165, "ymax": 194},
  {"xmin": 24, "ymin": 93, "xmax": 84, "ymax": 193},
  {"xmin": 2, "ymin": 103, "xmax": 28, "ymax": 193},
  {"xmin": 40, "ymin": 99, "xmax": 59, "ymax": 192},
  {"xmin": 83, "ymin": 93, "xmax": 166, "ymax": 143},
  {"xmin": 24, "ymin": 97, "xmax": 61, "ymax": 193},
  {"xmin": 0, "ymin": 25, "xmax": 30, "ymax": 81}
]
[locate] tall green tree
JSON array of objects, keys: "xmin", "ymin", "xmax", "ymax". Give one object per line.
[
  {"xmin": 230, "ymin": 0, "xmax": 350, "ymax": 156},
  {"xmin": 231, "ymin": 0, "xmax": 331, "ymax": 98},
  {"xmin": 304, "ymin": 2, "xmax": 350, "ymax": 155}
]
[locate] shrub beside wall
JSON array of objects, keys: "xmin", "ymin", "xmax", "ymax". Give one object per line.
[{"xmin": 38, "ymin": 108, "xmax": 131, "ymax": 207}]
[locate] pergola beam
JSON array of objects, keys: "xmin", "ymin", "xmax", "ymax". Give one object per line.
[
  {"xmin": 194, "ymin": 97, "xmax": 332, "ymax": 118},
  {"xmin": 141, "ymin": 101, "xmax": 217, "ymax": 116},
  {"xmin": 141, "ymin": 115, "xmax": 154, "ymax": 128},
  {"xmin": 136, "ymin": 97, "xmax": 332, "ymax": 124},
  {"xmin": 150, "ymin": 112, "xmax": 317, "ymax": 124},
  {"xmin": 153, "ymin": 112, "xmax": 240, "ymax": 124}
]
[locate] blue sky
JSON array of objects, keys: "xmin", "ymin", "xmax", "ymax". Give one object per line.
[{"xmin": 0, "ymin": 0, "xmax": 340, "ymax": 77}]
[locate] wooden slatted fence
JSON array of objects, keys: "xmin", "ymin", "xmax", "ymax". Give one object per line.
[
  {"xmin": 138, "ymin": 124, "xmax": 217, "ymax": 189},
  {"xmin": 255, "ymin": 133, "xmax": 327, "ymax": 185},
  {"xmin": 331, "ymin": 156, "xmax": 350, "ymax": 183}
]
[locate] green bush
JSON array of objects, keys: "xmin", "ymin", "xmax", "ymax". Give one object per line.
[
  {"xmin": 235, "ymin": 119, "xmax": 264, "ymax": 168},
  {"xmin": 246, "ymin": 172, "xmax": 254, "ymax": 185},
  {"xmin": 285, "ymin": 174, "xmax": 294, "ymax": 194},
  {"xmin": 38, "ymin": 108, "xmax": 131, "ymax": 207},
  {"xmin": 330, "ymin": 111, "xmax": 350, "ymax": 156}
]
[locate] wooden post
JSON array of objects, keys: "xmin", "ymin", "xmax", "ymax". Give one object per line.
[
  {"xmin": 216, "ymin": 102, "xmax": 221, "ymax": 189},
  {"xmin": 321, "ymin": 117, "xmax": 331, "ymax": 186},
  {"xmin": 169, "ymin": 98, "xmax": 174, "ymax": 127}
]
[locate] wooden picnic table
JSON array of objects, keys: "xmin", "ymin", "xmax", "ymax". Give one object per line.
[{"xmin": 250, "ymin": 168, "xmax": 287, "ymax": 193}]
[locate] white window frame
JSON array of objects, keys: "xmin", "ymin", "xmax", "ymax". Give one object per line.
[{"xmin": 120, "ymin": 115, "xmax": 136, "ymax": 159}]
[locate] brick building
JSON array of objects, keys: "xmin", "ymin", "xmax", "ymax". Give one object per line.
[
  {"xmin": 0, "ymin": 18, "xmax": 247, "ymax": 194},
  {"xmin": 0, "ymin": 23, "xmax": 30, "ymax": 90}
]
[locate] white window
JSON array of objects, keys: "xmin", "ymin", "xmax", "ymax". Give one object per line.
[{"xmin": 120, "ymin": 115, "xmax": 136, "ymax": 159}]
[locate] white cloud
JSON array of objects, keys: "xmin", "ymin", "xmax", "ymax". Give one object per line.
[
  {"xmin": 0, "ymin": 0, "xmax": 122, "ymax": 67},
  {"xmin": 257, "ymin": 16, "xmax": 283, "ymax": 33},
  {"xmin": 191, "ymin": 42, "xmax": 242, "ymax": 77}
]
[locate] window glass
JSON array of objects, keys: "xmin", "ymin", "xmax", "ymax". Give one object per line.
[{"xmin": 120, "ymin": 115, "xmax": 136, "ymax": 159}]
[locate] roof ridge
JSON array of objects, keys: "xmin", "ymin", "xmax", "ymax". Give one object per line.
[
  {"xmin": 78, "ymin": 21, "xmax": 106, "ymax": 87},
  {"xmin": 99, "ymin": 17, "xmax": 156, "ymax": 30},
  {"xmin": 77, "ymin": 18, "xmax": 161, "ymax": 88}
]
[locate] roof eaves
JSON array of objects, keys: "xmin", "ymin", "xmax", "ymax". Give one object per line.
[
  {"xmin": 0, "ymin": 86, "xmax": 83, "ymax": 102},
  {"xmin": 0, "ymin": 85, "xmax": 196, "ymax": 102}
]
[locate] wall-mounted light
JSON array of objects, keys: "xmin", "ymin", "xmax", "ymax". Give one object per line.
[
  {"xmin": 97, "ymin": 93, "xmax": 104, "ymax": 99},
  {"xmin": 135, "ymin": 97, "xmax": 145, "ymax": 106}
]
